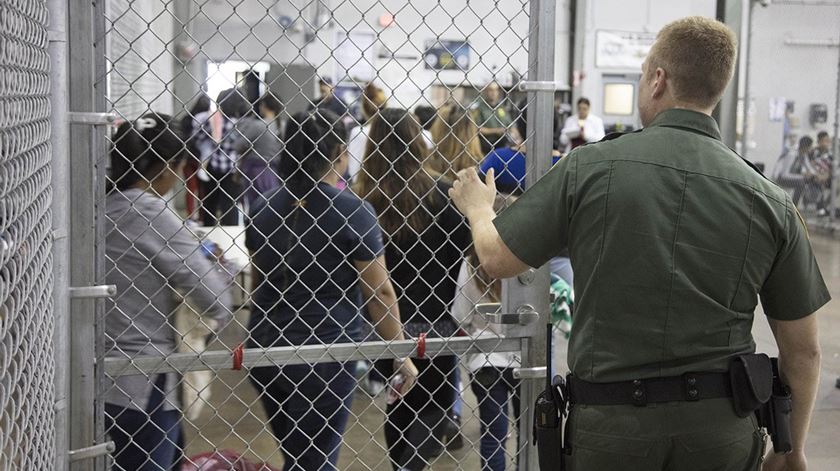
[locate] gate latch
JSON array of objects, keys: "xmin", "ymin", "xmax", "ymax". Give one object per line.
[
  {"xmin": 69, "ymin": 284, "xmax": 116, "ymax": 299},
  {"xmin": 476, "ymin": 303, "xmax": 539, "ymax": 326},
  {"xmin": 68, "ymin": 441, "xmax": 115, "ymax": 462}
]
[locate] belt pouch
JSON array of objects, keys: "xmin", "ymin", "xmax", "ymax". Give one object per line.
[{"xmin": 729, "ymin": 353, "xmax": 773, "ymax": 418}]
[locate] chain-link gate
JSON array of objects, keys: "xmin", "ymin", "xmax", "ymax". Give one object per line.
[
  {"xmin": 0, "ymin": 0, "xmax": 56, "ymax": 469},
  {"xmin": 65, "ymin": 1, "xmax": 561, "ymax": 469}
]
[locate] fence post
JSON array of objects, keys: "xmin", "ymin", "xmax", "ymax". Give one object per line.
[
  {"xmin": 49, "ymin": 0, "xmax": 70, "ymax": 468},
  {"xmin": 830, "ymin": 22, "xmax": 840, "ymax": 225},
  {"xmin": 67, "ymin": 0, "xmax": 109, "ymax": 469},
  {"xmin": 515, "ymin": 1, "xmax": 557, "ymax": 470}
]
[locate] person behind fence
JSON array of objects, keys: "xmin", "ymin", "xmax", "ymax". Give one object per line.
[
  {"xmin": 309, "ymin": 77, "xmax": 349, "ymax": 119},
  {"xmin": 181, "ymin": 94, "xmax": 212, "ymax": 220},
  {"xmin": 197, "ymin": 88, "xmax": 249, "ymax": 225},
  {"xmin": 472, "ymin": 81, "xmax": 512, "ymax": 154},
  {"xmin": 104, "ymin": 114, "xmax": 233, "ymax": 471},
  {"xmin": 355, "ymin": 108, "xmax": 472, "ymax": 470},
  {"xmin": 809, "ymin": 130, "xmax": 833, "ymax": 215},
  {"xmin": 258, "ymin": 92, "xmax": 283, "ymax": 135},
  {"xmin": 413, "ymin": 105, "xmax": 437, "ymax": 149},
  {"xmin": 426, "ymin": 104, "xmax": 484, "ymax": 181},
  {"xmin": 773, "ymin": 135, "xmax": 813, "ymax": 207},
  {"xmin": 347, "ymin": 82, "xmax": 388, "ymax": 183},
  {"xmin": 559, "ymin": 97, "xmax": 605, "ymax": 153},
  {"xmin": 233, "ymin": 100, "xmax": 282, "ymax": 210},
  {"xmin": 480, "ymin": 99, "xmax": 561, "ymax": 195},
  {"xmin": 451, "ymin": 196, "xmax": 520, "ymax": 471},
  {"xmin": 450, "ymin": 16, "xmax": 828, "ymax": 471},
  {"xmin": 246, "ymin": 109, "xmax": 418, "ymax": 471}
]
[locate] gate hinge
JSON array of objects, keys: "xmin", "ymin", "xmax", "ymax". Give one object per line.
[
  {"xmin": 68, "ymin": 112, "xmax": 118, "ymax": 126},
  {"xmin": 68, "ymin": 442, "xmax": 115, "ymax": 462},
  {"xmin": 69, "ymin": 285, "xmax": 116, "ymax": 299},
  {"xmin": 518, "ymin": 81, "xmax": 570, "ymax": 92}
]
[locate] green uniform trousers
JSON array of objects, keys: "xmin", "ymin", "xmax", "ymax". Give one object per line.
[{"xmin": 566, "ymin": 398, "xmax": 767, "ymax": 471}]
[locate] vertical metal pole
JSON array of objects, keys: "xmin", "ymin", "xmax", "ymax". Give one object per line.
[
  {"xmin": 49, "ymin": 0, "xmax": 70, "ymax": 469},
  {"xmin": 514, "ymin": 1, "xmax": 556, "ymax": 470},
  {"xmin": 93, "ymin": 3, "xmax": 109, "ymax": 466},
  {"xmin": 714, "ymin": 0, "xmax": 744, "ymax": 149},
  {"xmin": 67, "ymin": 0, "xmax": 108, "ymax": 470},
  {"xmin": 829, "ymin": 23, "xmax": 840, "ymax": 223},
  {"xmin": 741, "ymin": 0, "xmax": 755, "ymax": 159}
]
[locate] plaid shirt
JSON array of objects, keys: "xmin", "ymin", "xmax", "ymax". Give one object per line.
[{"xmin": 193, "ymin": 112, "xmax": 239, "ymax": 174}]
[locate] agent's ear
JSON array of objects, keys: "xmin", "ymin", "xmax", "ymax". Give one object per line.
[{"xmin": 651, "ymin": 67, "xmax": 668, "ymax": 100}]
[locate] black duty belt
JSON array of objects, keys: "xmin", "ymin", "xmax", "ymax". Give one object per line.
[{"xmin": 568, "ymin": 372, "xmax": 732, "ymax": 407}]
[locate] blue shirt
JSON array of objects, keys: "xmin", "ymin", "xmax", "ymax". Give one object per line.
[
  {"xmin": 246, "ymin": 183, "xmax": 384, "ymax": 347},
  {"xmin": 480, "ymin": 147, "xmax": 563, "ymax": 195},
  {"xmin": 480, "ymin": 147, "xmax": 526, "ymax": 194}
]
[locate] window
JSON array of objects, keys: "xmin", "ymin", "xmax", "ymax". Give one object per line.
[{"xmin": 603, "ymin": 83, "xmax": 635, "ymax": 116}]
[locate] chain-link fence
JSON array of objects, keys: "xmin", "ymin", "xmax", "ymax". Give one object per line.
[
  {"xmin": 741, "ymin": 1, "xmax": 840, "ymax": 231},
  {"xmin": 59, "ymin": 0, "xmax": 563, "ymax": 470},
  {"xmin": 0, "ymin": 0, "xmax": 56, "ymax": 468}
]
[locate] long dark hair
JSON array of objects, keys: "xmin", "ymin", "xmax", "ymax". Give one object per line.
[
  {"xmin": 108, "ymin": 113, "xmax": 184, "ymax": 193},
  {"xmin": 354, "ymin": 107, "xmax": 437, "ymax": 240},
  {"xmin": 278, "ymin": 110, "xmax": 347, "ymax": 196}
]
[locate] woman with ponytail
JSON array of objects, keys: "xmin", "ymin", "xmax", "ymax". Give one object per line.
[
  {"xmin": 246, "ymin": 110, "xmax": 417, "ymax": 471},
  {"xmin": 355, "ymin": 108, "xmax": 472, "ymax": 471},
  {"xmin": 104, "ymin": 114, "xmax": 233, "ymax": 471}
]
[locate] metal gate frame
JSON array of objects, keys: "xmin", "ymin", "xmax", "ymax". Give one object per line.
[{"xmin": 59, "ymin": 1, "xmax": 560, "ymax": 469}]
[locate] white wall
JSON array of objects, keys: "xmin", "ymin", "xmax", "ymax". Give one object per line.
[
  {"xmin": 107, "ymin": 0, "xmax": 175, "ymax": 118},
  {"xmin": 189, "ymin": 0, "xmax": 532, "ymax": 108},
  {"xmin": 746, "ymin": 2, "xmax": 840, "ymax": 169},
  {"xmin": 575, "ymin": 0, "xmax": 717, "ymax": 127}
]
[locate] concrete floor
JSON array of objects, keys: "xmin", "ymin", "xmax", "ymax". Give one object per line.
[{"xmin": 181, "ymin": 233, "xmax": 840, "ymax": 470}]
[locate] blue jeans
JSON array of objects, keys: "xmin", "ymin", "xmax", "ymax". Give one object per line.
[
  {"xmin": 470, "ymin": 367, "xmax": 521, "ymax": 471},
  {"xmin": 249, "ymin": 362, "xmax": 357, "ymax": 471},
  {"xmin": 105, "ymin": 375, "xmax": 182, "ymax": 471}
]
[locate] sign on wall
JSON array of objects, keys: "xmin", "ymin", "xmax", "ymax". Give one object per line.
[
  {"xmin": 334, "ymin": 30, "xmax": 376, "ymax": 82},
  {"xmin": 423, "ymin": 39, "xmax": 470, "ymax": 70},
  {"xmin": 595, "ymin": 30, "xmax": 656, "ymax": 69}
]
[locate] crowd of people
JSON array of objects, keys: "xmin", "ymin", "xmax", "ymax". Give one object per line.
[
  {"xmin": 772, "ymin": 130, "xmax": 835, "ymax": 215},
  {"xmin": 103, "ymin": 80, "xmax": 585, "ymax": 471}
]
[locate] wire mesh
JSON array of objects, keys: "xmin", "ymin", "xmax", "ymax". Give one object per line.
[
  {"xmin": 0, "ymin": 0, "xmax": 56, "ymax": 469},
  {"xmin": 92, "ymin": 1, "xmax": 563, "ymax": 470}
]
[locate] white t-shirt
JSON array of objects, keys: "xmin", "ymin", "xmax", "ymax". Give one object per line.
[
  {"xmin": 346, "ymin": 124, "xmax": 370, "ymax": 183},
  {"xmin": 560, "ymin": 114, "xmax": 606, "ymax": 153}
]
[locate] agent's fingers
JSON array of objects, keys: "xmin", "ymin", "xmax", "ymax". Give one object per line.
[{"xmin": 485, "ymin": 167, "xmax": 496, "ymax": 191}]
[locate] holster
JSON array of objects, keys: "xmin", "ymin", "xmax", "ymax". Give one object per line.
[
  {"xmin": 728, "ymin": 354, "xmax": 792, "ymax": 454},
  {"xmin": 534, "ymin": 375, "xmax": 568, "ymax": 471},
  {"xmin": 756, "ymin": 358, "xmax": 793, "ymax": 454}
]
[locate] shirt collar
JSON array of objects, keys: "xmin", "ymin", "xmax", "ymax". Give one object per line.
[{"xmin": 646, "ymin": 108, "xmax": 722, "ymax": 141}]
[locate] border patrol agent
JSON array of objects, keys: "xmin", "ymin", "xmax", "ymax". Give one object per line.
[{"xmin": 450, "ymin": 17, "xmax": 829, "ymax": 471}]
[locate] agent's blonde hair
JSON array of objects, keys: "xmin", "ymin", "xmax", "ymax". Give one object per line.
[{"xmin": 647, "ymin": 16, "xmax": 737, "ymax": 108}]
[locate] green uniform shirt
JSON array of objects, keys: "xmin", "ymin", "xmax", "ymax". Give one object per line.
[
  {"xmin": 473, "ymin": 100, "xmax": 512, "ymax": 130},
  {"xmin": 494, "ymin": 109, "xmax": 830, "ymax": 382}
]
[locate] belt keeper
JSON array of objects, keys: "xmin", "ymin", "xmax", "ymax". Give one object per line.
[
  {"xmin": 631, "ymin": 379, "xmax": 647, "ymax": 406},
  {"xmin": 416, "ymin": 333, "xmax": 427, "ymax": 359},
  {"xmin": 684, "ymin": 373, "xmax": 700, "ymax": 401}
]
